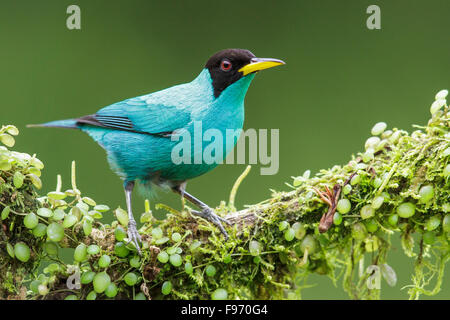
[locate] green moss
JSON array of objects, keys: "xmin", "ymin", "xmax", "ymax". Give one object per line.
[{"xmin": 0, "ymin": 93, "xmax": 449, "ymax": 300}]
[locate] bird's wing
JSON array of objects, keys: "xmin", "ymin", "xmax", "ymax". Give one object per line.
[{"xmin": 76, "ymin": 97, "xmax": 193, "ymax": 137}]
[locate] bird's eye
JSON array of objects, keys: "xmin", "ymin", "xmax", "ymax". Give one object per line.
[{"xmin": 220, "ymin": 60, "xmax": 232, "ymax": 72}]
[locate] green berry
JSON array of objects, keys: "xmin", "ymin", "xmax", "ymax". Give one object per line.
[
  {"xmin": 43, "ymin": 241, "xmax": 58, "ymax": 256},
  {"xmin": 171, "ymin": 232, "xmax": 182, "ymax": 242},
  {"xmin": 28, "ymin": 174, "xmax": 42, "ymax": 189},
  {"xmin": 93, "ymin": 272, "xmax": 111, "ymax": 293},
  {"xmin": 105, "ymin": 283, "xmax": 118, "ymax": 297},
  {"xmin": 166, "ymin": 247, "xmax": 177, "ymax": 255},
  {"xmin": 44, "ymin": 263, "xmax": 59, "ymax": 273},
  {"xmin": 397, "ymin": 202, "xmax": 415, "ymax": 218},
  {"xmin": 114, "ymin": 242, "xmax": 130, "ymax": 258},
  {"xmin": 74, "ymin": 243, "xmax": 87, "ymax": 262},
  {"xmin": 443, "ymin": 214, "xmax": 450, "ymax": 233},
  {"xmin": 82, "ymin": 197, "xmax": 96, "ymax": 206},
  {"xmin": 98, "ymin": 255, "xmax": 111, "ymax": 268},
  {"xmin": 337, "ymin": 199, "xmax": 351, "ymax": 214},
  {"xmin": 372, "ymin": 177, "xmax": 382, "ymax": 188},
  {"xmin": 124, "ymin": 272, "xmax": 138, "ymax": 286},
  {"xmin": 1, "ymin": 206, "xmax": 10, "ymax": 220},
  {"xmin": 333, "ymin": 212, "xmax": 343, "ymax": 225},
  {"xmin": 371, "ymin": 122, "xmax": 387, "ymax": 136},
  {"xmin": 284, "ymin": 228, "xmax": 295, "ymax": 241},
  {"xmin": 52, "ymin": 209, "xmax": 65, "ymax": 221},
  {"xmin": 292, "ymin": 222, "xmax": 306, "ymax": 239},
  {"xmin": 371, "ymin": 196, "xmax": 385, "ymax": 210},
  {"xmin": 47, "ymin": 191, "xmax": 66, "ymax": 200},
  {"xmin": 211, "ymin": 288, "xmax": 228, "ymax": 300},
  {"xmin": 151, "ymin": 227, "xmax": 163, "ymax": 239},
  {"xmin": 425, "ymin": 215, "xmax": 441, "ymax": 231},
  {"xmin": 278, "ymin": 221, "xmax": 289, "ymax": 231},
  {"xmin": 6, "ymin": 243, "xmax": 14, "ymax": 258},
  {"xmin": 129, "ymin": 255, "xmax": 140, "ymax": 268},
  {"xmin": 350, "ymin": 175, "xmax": 360, "ymax": 185},
  {"xmin": 435, "ymin": 89, "xmax": 449, "ymax": 100},
  {"xmin": 30, "ymin": 280, "xmax": 41, "ymax": 293},
  {"xmin": 185, "ymin": 262, "xmax": 193, "ymax": 274},
  {"xmin": 419, "ymin": 185, "xmax": 434, "ymax": 203},
  {"xmin": 46, "ymin": 222, "xmax": 65, "ymax": 242},
  {"xmin": 37, "ymin": 208, "xmax": 53, "ymax": 218},
  {"xmin": 5, "ymin": 125, "xmax": 19, "ymax": 136},
  {"xmin": 14, "ymin": 242, "xmax": 31, "ymax": 262},
  {"xmin": 94, "ymin": 205, "xmax": 110, "ymax": 212},
  {"xmin": 115, "ymin": 227, "xmax": 127, "ymax": 242},
  {"xmin": 13, "ymin": 171, "xmax": 24, "ymax": 188},
  {"xmin": 134, "ymin": 292, "xmax": 147, "ymax": 300},
  {"xmin": 87, "ymin": 245, "xmax": 100, "ymax": 255},
  {"xmin": 365, "ymin": 136, "xmax": 380, "ymax": 150},
  {"xmin": 205, "ymin": 265, "xmax": 216, "ymax": 277},
  {"xmin": 388, "ymin": 214, "xmax": 399, "ymax": 226},
  {"xmin": 430, "ymin": 99, "xmax": 445, "ymax": 114},
  {"xmin": 38, "ymin": 284, "xmax": 48, "ymax": 295},
  {"xmin": 169, "ymin": 254, "xmax": 183, "ymax": 267},
  {"xmin": 83, "ymin": 220, "xmax": 92, "ymax": 236},
  {"xmin": 32, "ymin": 223, "xmax": 47, "ymax": 237},
  {"xmin": 161, "ymin": 281, "xmax": 172, "ymax": 295},
  {"xmin": 249, "ymin": 240, "xmax": 262, "ymax": 256},
  {"xmin": 443, "ymin": 203, "xmax": 450, "ymax": 213},
  {"xmin": 364, "ymin": 219, "xmax": 379, "ymax": 233},
  {"xmin": 343, "ymin": 184, "xmax": 352, "ymax": 195},
  {"xmin": 86, "ymin": 291, "xmax": 97, "ymax": 300},
  {"xmin": 300, "ymin": 235, "xmax": 317, "ymax": 254},
  {"xmin": 0, "ymin": 133, "xmax": 15, "ymax": 147},
  {"xmin": 360, "ymin": 205, "xmax": 375, "ymax": 219},
  {"xmin": 157, "ymin": 251, "xmax": 169, "ymax": 263},
  {"xmin": 115, "ymin": 208, "xmax": 129, "ymax": 227},
  {"xmin": 24, "ymin": 213, "xmax": 39, "ymax": 229},
  {"xmin": 62, "ymin": 214, "xmax": 78, "ymax": 228},
  {"xmin": 64, "ymin": 294, "xmax": 77, "ymax": 300},
  {"xmin": 81, "ymin": 271, "xmax": 96, "ymax": 284}
]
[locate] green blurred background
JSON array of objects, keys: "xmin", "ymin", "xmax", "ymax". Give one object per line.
[{"xmin": 1, "ymin": 0, "xmax": 448, "ymax": 299}]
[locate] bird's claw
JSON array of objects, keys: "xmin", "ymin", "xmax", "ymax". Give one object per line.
[
  {"xmin": 126, "ymin": 220, "xmax": 142, "ymax": 255},
  {"xmin": 191, "ymin": 207, "xmax": 231, "ymax": 240}
]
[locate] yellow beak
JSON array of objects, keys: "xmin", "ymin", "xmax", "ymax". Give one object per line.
[{"xmin": 238, "ymin": 57, "xmax": 286, "ymax": 76}]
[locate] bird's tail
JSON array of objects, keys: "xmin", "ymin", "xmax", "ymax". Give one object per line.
[{"xmin": 27, "ymin": 119, "xmax": 79, "ymax": 130}]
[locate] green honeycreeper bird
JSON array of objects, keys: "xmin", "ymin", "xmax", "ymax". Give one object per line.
[{"xmin": 29, "ymin": 49, "xmax": 285, "ymax": 253}]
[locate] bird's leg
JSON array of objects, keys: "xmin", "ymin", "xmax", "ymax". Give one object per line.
[
  {"xmin": 124, "ymin": 181, "xmax": 142, "ymax": 255},
  {"xmin": 172, "ymin": 186, "xmax": 231, "ymax": 240}
]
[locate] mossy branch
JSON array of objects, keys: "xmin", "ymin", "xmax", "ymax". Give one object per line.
[{"xmin": 0, "ymin": 91, "xmax": 449, "ymax": 300}]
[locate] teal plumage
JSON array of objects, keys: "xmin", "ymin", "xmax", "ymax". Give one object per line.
[
  {"xmin": 85, "ymin": 69, "xmax": 255, "ymax": 182},
  {"xmin": 30, "ymin": 49, "xmax": 284, "ymax": 253}
]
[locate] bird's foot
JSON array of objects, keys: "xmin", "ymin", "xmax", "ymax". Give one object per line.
[
  {"xmin": 126, "ymin": 220, "xmax": 142, "ymax": 255},
  {"xmin": 191, "ymin": 207, "xmax": 231, "ymax": 240}
]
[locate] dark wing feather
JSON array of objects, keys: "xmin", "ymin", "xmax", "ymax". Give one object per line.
[
  {"xmin": 76, "ymin": 114, "xmax": 172, "ymax": 137},
  {"xmin": 75, "ymin": 95, "xmax": 193, "ymax": 137}
]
